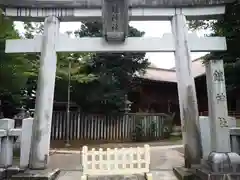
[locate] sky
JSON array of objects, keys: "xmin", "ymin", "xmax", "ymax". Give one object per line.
[{"xmin": 14, "ymin": 21, "xmax": 209, "ymax": 69}]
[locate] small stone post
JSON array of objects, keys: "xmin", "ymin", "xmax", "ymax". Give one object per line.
[
  {"xmin": 0, "ymin": 118, "xmax": 15, "ymax": 167},
  {"xmin": 29, "ymin": 16, "xmax": 60, "ymax": 169},
  {"xmin": 20, "ymin": 118, "xmax": 34, "ymax": 168},
  {"xmin": 171, "ymin": 9, "xmax": 202, "ymax": 167},
  {"xmin": 205, "ymin": 60, "xmax": 230, "ymax": 152}
]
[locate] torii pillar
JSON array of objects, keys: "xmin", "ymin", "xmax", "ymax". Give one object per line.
[
  {"xmin": 171, "ymin": 9, "xmax": 202, "ymax": 168},
  {"xmin": 29, "ymin": 16, "xmax": 59, "ymax": 169}
]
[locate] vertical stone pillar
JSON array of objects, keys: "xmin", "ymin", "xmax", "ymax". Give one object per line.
[
  {"xmin": 29, "ymin": 16, "xmax": 59, "ymax": 169},
  {"xmin": 171, "ymin": 9, "xmax": 202, "ymax": 167},
  {"xmin": 0, "ymin": 118, "xmax": 14, "ymax": 167},
  {"xmin": 206, "ymin": 60, "xmax": 230, "ymax": 152},
  {"xmin": 20, "ymin": 118, "xmax": 34, "ymax": 168}
]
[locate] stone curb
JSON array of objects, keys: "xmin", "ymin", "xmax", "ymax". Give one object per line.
[
  {"xmin": 0, "ymin": 166, "xmax": 26, "ymax": 179},
  {"xmin": 173, "ymin": 167, "xmax": 195, "ymax": 180},
  {"xmin": 10, "ymin": 168, "xmax": 60, "ymax": 180}
]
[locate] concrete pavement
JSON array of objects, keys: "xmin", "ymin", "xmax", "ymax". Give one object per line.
[{"xmin": 49, "ymin": 145, "xmax": 184, "ymax": 180}]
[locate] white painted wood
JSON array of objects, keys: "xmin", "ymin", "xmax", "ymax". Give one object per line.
[
  {"xmin": 146, "ymin": 173, "xmax": 153, "ymax": 180},
  {"xmin": 20, "ymin": 118, "xmax": 34, "ymax": 168},
  {"xmin": 171, "ymin": 9, "xmax": 202, "ymax": 166},
  {"xmin": 205, "ymin": 60, "xmax": 231, "ymax": 152},
  {"xmin": 81, "ymin": 175, "xmax": 87, "ymax": 180},
  {"xmin": 199, "ymin": 116, "xmax": 236, "ymax": 158},
  {"xmin": 5, "ymin": 33, "xmax": 226, "ymax": 53},
  {"xmin": 0, "ymin": 118, "xmax": 15, "ymax": 167},
  {"xmin": 5, "ymin": 6, "xmax": 225, "ymax": 21},
  {"xmin": 29, "ymin": 16, "xmax": 60, "ymax": 169},
  {"xmin": 81, "ymin": 145, "xmax": 150, "ymax": 177}
]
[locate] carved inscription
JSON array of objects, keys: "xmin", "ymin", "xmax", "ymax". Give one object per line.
[
  {"xmin": 216, "ymin": 93, "xmax": 226, "ymax": 102},
  {"xmin": 213, "ymin": 70, "xmax": 224, "ymax": 82},
  {"xmin": 218, "ymin": 117, "xmax": 228, "ymax": 128},
  {"xmin": 103, "ymin": 0, "xmax": 128, "ymax": 41},
  {"xmin": 111, "ymin": 2, "xmax": 120, "ymax": 31}
]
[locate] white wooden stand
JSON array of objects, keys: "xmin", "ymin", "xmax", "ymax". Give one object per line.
[{"xmin": 81, "ymin": 145, "xmax": 151, "ymax": 180}]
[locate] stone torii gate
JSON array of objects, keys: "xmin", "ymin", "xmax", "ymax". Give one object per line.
[{"xmin": 1, "ymin": 0, "xmax": 232, "ymax": 169}]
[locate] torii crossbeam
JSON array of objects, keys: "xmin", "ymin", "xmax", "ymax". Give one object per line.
[{"xmin": 5, "ymin": 34, "xmax": 226, "ymax": 53}]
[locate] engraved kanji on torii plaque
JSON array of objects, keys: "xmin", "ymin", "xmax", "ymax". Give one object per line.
[
  {"xmin": 216, "ymin": 93, "xmax": 226, "ymax": 103},
  {"xmin": 111, "ymin": 2, "xmax": 120, "ymax": 31},
  {"xmin": 213, "ymin": 70, "xmax": 224, "ymax": 82},
  {"xmin": 102, "ymin": 0, "xmax": 129, "ymax": 42},
  {"xmin": 218, "ymin": 117, "xmax": 228, "ymax": 128}
]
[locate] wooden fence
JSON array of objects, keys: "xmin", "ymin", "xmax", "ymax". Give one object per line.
[{"xmin": 51, "ymin": 112, "xmax": 173, "ymax": 143}]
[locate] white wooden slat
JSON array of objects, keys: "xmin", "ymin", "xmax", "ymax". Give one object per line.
[{"xmin": 81, "ymin": 145, "xmax": 150, "ymax": 178}]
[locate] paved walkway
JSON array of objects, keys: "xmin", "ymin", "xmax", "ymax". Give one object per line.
[
  {"xmin": 49, "ymin": 144, "xmax": 184, "ymax": 180},
  {"xmin": 50, "ymin": 140, "xmax": 182, "ymax": 151}
]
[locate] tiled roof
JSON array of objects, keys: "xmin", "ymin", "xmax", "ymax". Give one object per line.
[{"xmin": 140, "ymin": 58, "xmax": 205, "ymax": 82}]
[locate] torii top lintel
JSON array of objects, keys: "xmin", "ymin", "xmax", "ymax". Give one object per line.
[{"xmin": 0, "ymin": 0, "xmax": 234, "ymax": 8}]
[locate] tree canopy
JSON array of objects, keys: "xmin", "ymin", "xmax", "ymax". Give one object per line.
[
  {"xmin": 189, "ymin": 1, "xmax": 240, "ymax": 93},
  {"xmin": 0, "ymin": 19, "xmax": 149, "ymax": 116},
  {"xmin": 0, "ymin": 11, "xmax": 32, "ymax": 117},
  {"xmin": 70, "ymin": 22, "xmax": 149, "ymax": 113}
]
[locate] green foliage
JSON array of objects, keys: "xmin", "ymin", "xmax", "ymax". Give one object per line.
[
  {"xmin": 189, "ymin": 1, "xmax": 240, "ymax": 92},
  {"xmin": 0, "ymin": 17, "xmax": 149, "ymax": 115},
  {"xmin": 163, "ymin": 113, "xmax": 175, "ymax": 138},
  {"xmin": 132, "ymin": 117, "xmax": 145, "ymax": 141},
  {"xmin": 72, "ymin": 22, "xmax": 149, "ymax": 113},
  {"xmin": 20, "ymin": 23, "xmax": 99, "ymax": 108},
  {"xmin": 149, "ymin": 121, "xmax": 157, "ymax": 138},
  {"xmin": 0, "ymin": 12, "xmax": 33, "ymax": 116},
  {"xmin": 56, "ymin": 52, "xmax": 98, "ymax": 83}
]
